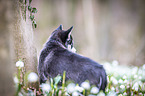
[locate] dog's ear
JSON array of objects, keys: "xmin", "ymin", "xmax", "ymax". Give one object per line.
[
  {"xmin": 65, "ymin": 26, "xmax": 73, "ymax": 39},
  {"xmin": 61, "ymin": 26, "xmax": 73, "ymax": 43},
  {"xmin": 56, "ymin": 24, "xmax": 62, "ymax": 30},
  {"xmin": 66, "ymin": 26, "xmax": 73, "ymax": 33}
]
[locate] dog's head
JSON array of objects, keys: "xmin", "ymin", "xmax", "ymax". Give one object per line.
[{"xmin": 49, "ymin": 25, "xmax": 76, "ymax": 52}]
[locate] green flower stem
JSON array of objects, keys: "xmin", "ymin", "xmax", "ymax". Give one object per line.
[
  {"xmin": 18, "ymin": 68, "xmax": 21, "ymax": 83},
  {"xmin": 61, "ymin": 71, "xmax": 66, "ymax": 96},
  {"xmin": 15, "ymin": 68, "xmax": 22, "ymax": 96},
  {"xmin": 83, "ymin": 89, "xmax": 85, "ymax": 96}
]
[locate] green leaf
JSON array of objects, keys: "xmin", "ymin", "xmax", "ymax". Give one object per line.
[
  {"xmin": 15, "ymin": 83, "xmax": 22, "ymax": 96},
  {"xmin": 34, "ymin": 23, "xmax": 37, "ymax": 28},
  {"xmin": 54, "ymin": 75, "xmax": 62, "ymax": 85},
  {"xmin": 29, "ymin": 0, "xmax": 32, "ymax": 4},
  {"xmin": 30, "ymin": 15, "xmax": 34, "ymax": 21},
  {"xmin": 62, "ymin": 71, "xmax": 66, "ymax": 90},
  {"xmin": 25, "ymin": 0, "xmax": 27, "ymax": 4},
  {"xmin": 56, "ymin": 89, "xmax": 60, "ymax": 96},
  {"xmin": 50, "ymin": 78, "xmax": 54, "ymax": 89},
  {"xmin": 33, "ymin": 20, "xmax": 37, "ymax": 28},
  {"xmin": 32, "ymin": 8, "xmax": 37, "ymax": 13},
  {"xmin": 28, "ymin": 6, "xmax": 32, "ymax": 11}
]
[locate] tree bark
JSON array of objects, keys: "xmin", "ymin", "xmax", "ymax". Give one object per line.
[{"xmin": 13, "ymin": 0, "xmax": 37, "ymax": 72}]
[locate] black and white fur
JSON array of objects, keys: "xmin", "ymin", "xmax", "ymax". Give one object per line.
[{"xmin": 38, "ymin": 25, "xmax": 107, "ymax": 91}]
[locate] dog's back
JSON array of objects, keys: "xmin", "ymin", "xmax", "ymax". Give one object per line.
[{"xmin": 38, "ymin": 25, "xmax": 107, "ymax": 91}]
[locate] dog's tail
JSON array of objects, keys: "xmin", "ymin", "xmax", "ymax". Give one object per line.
[{"xmin": 98, "ymin": 68, "xmax": 107, "ymax": 92}]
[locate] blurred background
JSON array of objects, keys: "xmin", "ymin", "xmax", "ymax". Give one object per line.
[{"xmin": 32, "ymin": 0, "xmax": 145, "ymax": 66}]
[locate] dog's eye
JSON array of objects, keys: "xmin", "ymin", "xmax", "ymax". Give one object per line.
[{"xmin": 67, "ymin": 40, "xmax": 72, "ymax": 44}]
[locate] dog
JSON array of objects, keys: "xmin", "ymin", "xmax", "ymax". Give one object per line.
[{"xmin": 38, "ymin": 25, "xmax": 107, "ymax": 91}]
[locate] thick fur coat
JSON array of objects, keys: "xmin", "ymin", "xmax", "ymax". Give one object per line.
[{"xmin": 38, "ymin": 25, "xmax": 107, "ymax": 91}]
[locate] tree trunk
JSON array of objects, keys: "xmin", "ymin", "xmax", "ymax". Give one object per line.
[
  {"xmin": 0, "ymin": 0, "xmax": 38, "ymax": 95},
  {"xmin": 0, "ymin": 0, "xmax": 16, "ymax": 95},
  {"xmin": 13, "ymin": 0, "xmax": 37, "ymax": 72}
]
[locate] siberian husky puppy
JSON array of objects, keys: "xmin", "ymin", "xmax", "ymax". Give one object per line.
[{"xmin": 38, "ymin": 25, "xmax": 107, "ymax": 91}]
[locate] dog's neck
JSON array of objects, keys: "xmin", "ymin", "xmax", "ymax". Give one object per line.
[
  {"xmin": 45, "ymin": 39, "xmax": 66, "ymax": 50},
  {"xmin": 45, "ymin": 39, "xmax": 76, "ymax": 53}
]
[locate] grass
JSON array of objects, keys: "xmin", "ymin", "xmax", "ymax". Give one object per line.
[{"xmin": 14, "ymin": 60, "xmax": 145, "ymax": 96}]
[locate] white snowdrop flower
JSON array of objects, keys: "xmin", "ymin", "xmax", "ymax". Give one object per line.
[
  {"xmin": 132, "ymin": 82, "xmax": 139, "ymax": 91},
  {"xmin": 108, "ymin": 91, "xmax": 117, "ymax": 96},
  {"xmin": 123, "ymin": 75, "xmax": 127, "ymax": 79},
  {"xmin": 65, "ymin": 92, "xmax": 69, "ymax": 96},
  {"xmin": 14, "ymin": 76, "xmax": 19, "ymax": 84},
  {"xmin": 120, "ymin": 85, "xmax": 125, "ymax": 89},
  {"xmin": 111, "ymin": 77, "xmax": 118, "ymax": 85},
  {"xmin": 142, "ymin": 64, "xmax": 145, "ymax": 69},
  {"xmin": 139, "ymin": 76, "xmax": 142, "ymax": 79},
  {"xmin": 40, "ymin": 83, "xmax": 51, "ymax": 92},
  {"xmin": 90, "ymin": 87, "xmax": 99, "ymax": 94},
  {"xmin": 132, "ymin": 67, "xmax": 138, "ymax": 75},
  {"xmin": 67, "ymin": 83, "xmax": 75, "ymax": 93},
  {"xmin": 134, "ymin": 87, "xmax": 138, "ymax": 91},
  {"xmin": 118, "ymin": 79, "xmax": 123, "ymax": 84},
  {"xmin": 138, "ymin": 81, "xmax": 142, "ymax": 85},
  {"xmin": 106, "ymin": 88, "xmax": 109, "ymax": 92},
  {"xmin": 127, "ymin": 85, "xmax": 130, "ymax": 89},
  {"xmin": 103, "ymin": 62, "xmax": 112, "ymax": 73},
  {"xmin": 75, "ymin": 85, "xmax": 84, "ymax": 92},
  {"xmin": 72, "ymin": 91, "xmax": 79, "ymax": 96},
  {"xmin": 123, "ymin": 92, "xmax": 127, "ymax": 95},
  {"xmin": 112, "ymin": 60, "xmax": 119, "ymax": 66},
  {"xmin": 18, "ymin": 93, "xmax": 23, "ymax": 96},
  {"xmin": 16, "ymin": 61, "xmax": 24, "ymax": 68},
  {"xmin": 111, "ymin": 87, "xmax": 115, "ymax": 91},
  {"xmin": 138, "ymin": 69, "xmax": 143, "ymax": 75},
  {"xmin": 124, "ymin": 80, "xmax": 128, "ymax": 83},
  {"xmin": 97, "ymin": 91, "xmax": 105, "ymax": 96},
  {"xmin": 81, "ymin": 81, "xmax": 90, "ymax": 90},
  {"xmin": 16, "ymin": 62, "xmax": 20, "ymax": 67},
  {"xmin": 118, "ymin": 94, "xmax": 123, "ymax": 96},
  {"xmin": 139, "ymin": 93, "xmax": 143, "ymax": 95},
  {"xmin": 113, "ymin": 79, "xmax": 118, "ymax": 85},
  {"xmin": 28, "ymin": 72, "xmax": 38, "ymax": 82},
  {"xmin": 134, "ymin": 75, "xmax": 138, "ymax": 79}
]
